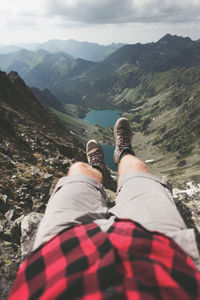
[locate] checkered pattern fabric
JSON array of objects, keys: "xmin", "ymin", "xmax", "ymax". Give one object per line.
[{"xmin": 9, "ymin": 219, "xmax": 200, "ymax": 300}]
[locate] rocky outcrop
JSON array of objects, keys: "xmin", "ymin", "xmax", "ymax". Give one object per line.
[{"xmin": 173, "ymin": 182, "xmax": 200, "ymax": 251}]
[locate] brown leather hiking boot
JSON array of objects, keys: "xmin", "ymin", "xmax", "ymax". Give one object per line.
[
  {"xmin": 86, "ymin": 139, "xmax": 105, "ymax": 172},
  {"xmin": 113, "ymin": 117, "xmax": 134, "ymax": 164}
]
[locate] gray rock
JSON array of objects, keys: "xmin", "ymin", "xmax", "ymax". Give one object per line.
[
  {"xmin": 3, "ymin": 220, "xmax": 21, "ymax": 244},
  {"xmin": 0, "ymin": 194, "xmax": 8, "ymax": 204},
  {"xmin": 16, "ymin": 186, "xmax": 32, "ymax": 203},
  {"xmin": 5, "ymin": 209, "xmax": 15, "ymax": 221},
  {"xmin": 14, "ymin": 214, "xmax": 25, "ymax": 226},
  {"xmin": 0, "ymin": 219, "xmax": 6, "ymax": 234},
  {"xmin": 20, "ymin": 212, "xmax": 43, "ymax": 259},
  {"xmin": 32, "ymin": 196, "xmax": 46, "ymax": 211},
  {"xmin": 44, "ymin": 173, "xmax": 53, "ymax": 180},
  {"xmin": 105, "ymin": 189, "xmax": 116, "ymax": 207},
  {"xmin": 0, "ymin": 193, "xmax": 8, "ymax": 213},
  {"xmin": 62, "ymin": 158, "xmax": 70, "ymax": 168},
  {"xmin": 25, "ymin": 166, "xmax": 43, "ymax": 176}
]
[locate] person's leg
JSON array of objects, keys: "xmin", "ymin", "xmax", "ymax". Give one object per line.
[
  {"xmin": 111, "ymin": 117, "xmax": 187, "ymax": 231},
  {"xmin": 109, "ymin": 117, "xmax": 200, "ymax": 268},
  {"xmin": 111, "ymin": 153, "xmax": 187, "ymax": 233},
  {"xmin": 33, "ymin": 141, "xmax": 108, "ymax": 250},
  {"xmin": 117, "ymin": 154, "xmax": 149, "ymax": 184},
  {"xmin": 68, "ymin": 161, "xmax": 103, "ymax": 183}
]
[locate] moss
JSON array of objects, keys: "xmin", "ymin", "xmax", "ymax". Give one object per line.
[{"xmin": 2, "ymin": 256, "xmax": 12, "ymax": 266}]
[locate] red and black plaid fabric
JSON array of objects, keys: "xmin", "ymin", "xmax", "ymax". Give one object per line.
[{"xmin": 9, "ymin": 219, "xmax": 200, "ymax": 300}]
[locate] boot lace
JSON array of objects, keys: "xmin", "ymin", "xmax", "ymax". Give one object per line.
[
  {"xmin": 118, "ymin": 131, "xmax": 131, "ymax": 152},
  {"xmin": 89, "ymin": 151, "xmax": 104, "ymax": 168}
]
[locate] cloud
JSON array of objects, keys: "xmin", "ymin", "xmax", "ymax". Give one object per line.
[
  {"xmin": 43, "ymin": 0, "xmax": 200, "ymax": 24},
  {"xmin": 1, "ymin": 0, "xmax": 200, "ymax": 30},
  {"xmin": 0, "ymin": 0, "xmax": 44, "ymax": 30},
  {"xmin": 1, "ymin": 0, "xmax": 200, "ymax": 45}
]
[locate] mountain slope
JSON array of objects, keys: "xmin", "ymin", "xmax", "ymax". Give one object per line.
[
  {"xmin": 0, "ymin": 49, "xmax": 96, "ymax": 101},
  {"xmin": 30, "ymin": 87, "xmax": 66, "ymax": 113},
  {"xmin": 0, "ymin": 70, "xmax": 87, "ymax": 298},
  {"xmin": 26, "ymin": 57, "xmax": 96, "ymax": 101},
  {"xmin": 0, "ymin": 70, "xmax": 85, "ymax": 195},
  {"xmin": 51, "ymin": 34, "xmax": 200, "ymax": 104},
  {"xmin": 0, "ymin": 49, "xmax": 51, "ymax": 77},
  {"xmin": 0, "ymin": 44, "xmax": 22, "ymax": 55},
  {"xmin": 99, "ymin": 34, "xmax": 197, "ymax": 72}
]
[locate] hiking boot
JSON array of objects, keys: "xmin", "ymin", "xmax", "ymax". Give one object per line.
[
  {"xmin": 113, "ymin": 117, "xmax": 134, "ymax": 164},
  {"xmin": 86, "ymin": 139, "xmax": 105, "ymax": 172}
]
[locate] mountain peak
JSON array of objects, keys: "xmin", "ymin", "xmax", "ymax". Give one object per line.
[
  {"xmin": 8, "ymin": 71, "xmax": 26, "ymax": 87},
  {"xmin": 158, "ymin": 34, "xmax": 192, "ymax": 44}
]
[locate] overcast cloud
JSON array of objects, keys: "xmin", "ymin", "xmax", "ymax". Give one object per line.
[
  {"xmin": 0, "ymin": 0, "xmax": 200, "ymax": 44},
  {"xmin": 44, "ymin": 0, "xmax": 200, "ymax": 24}
]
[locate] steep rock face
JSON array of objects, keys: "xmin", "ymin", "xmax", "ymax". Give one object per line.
[{"xmin": 30, "ymin": 87, "xmax": 66, "ymax": 113}]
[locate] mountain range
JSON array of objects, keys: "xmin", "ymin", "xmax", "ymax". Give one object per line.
[
  {"xmin": 0, "ymin": 39, "xmax": 124, "ymax": 62},
  {"xmin": 47, "ymin": 34, "xmax": 200, "ymax": 183},
  {"xmin": 0, "ymin": 49, "xmax": 97, "ymax": 101},
  {"xmin": 0, "ymin": 34, "xmax": 200, "ymax": 182}
]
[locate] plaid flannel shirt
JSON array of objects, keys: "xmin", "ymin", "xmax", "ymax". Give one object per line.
[{"xmin": 9, "ymin": 219, "xmax": 200, "ymax": 300}]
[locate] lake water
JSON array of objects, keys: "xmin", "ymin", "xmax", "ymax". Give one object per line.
[
  {"xmin": 83, "ymin": 109, "xmax": 120, "ymax": 127},
  {"xmin": 83, "ymin": 109, "xmax": 120, "ymax": 171},
  {"xmin": 102, "ymin": 144, "xmax": 117, "ymax": 171}
]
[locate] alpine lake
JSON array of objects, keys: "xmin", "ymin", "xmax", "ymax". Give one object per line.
[{"xmin": 83, "ymin": 110, "xmax": 121, "ymax": 171}]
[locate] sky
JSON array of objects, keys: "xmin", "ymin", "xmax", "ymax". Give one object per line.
[{"xmin": 1, "ymin": 0, "xmax": 200, "ymax": 45}]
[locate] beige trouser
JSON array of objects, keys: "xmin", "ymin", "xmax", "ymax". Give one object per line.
[{"xmin": 33, "ymin": 171, "xmax": 200, "ymax": 270}]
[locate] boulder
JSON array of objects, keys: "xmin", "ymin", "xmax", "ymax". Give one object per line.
[{"xmin": 20, "ymin": 212, "xmax": 43, "ymax": 259}]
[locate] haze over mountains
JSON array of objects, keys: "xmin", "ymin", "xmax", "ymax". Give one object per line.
[{"xmin": 0, "ymin": 39, "xmax": 124, "ymax": 62}]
